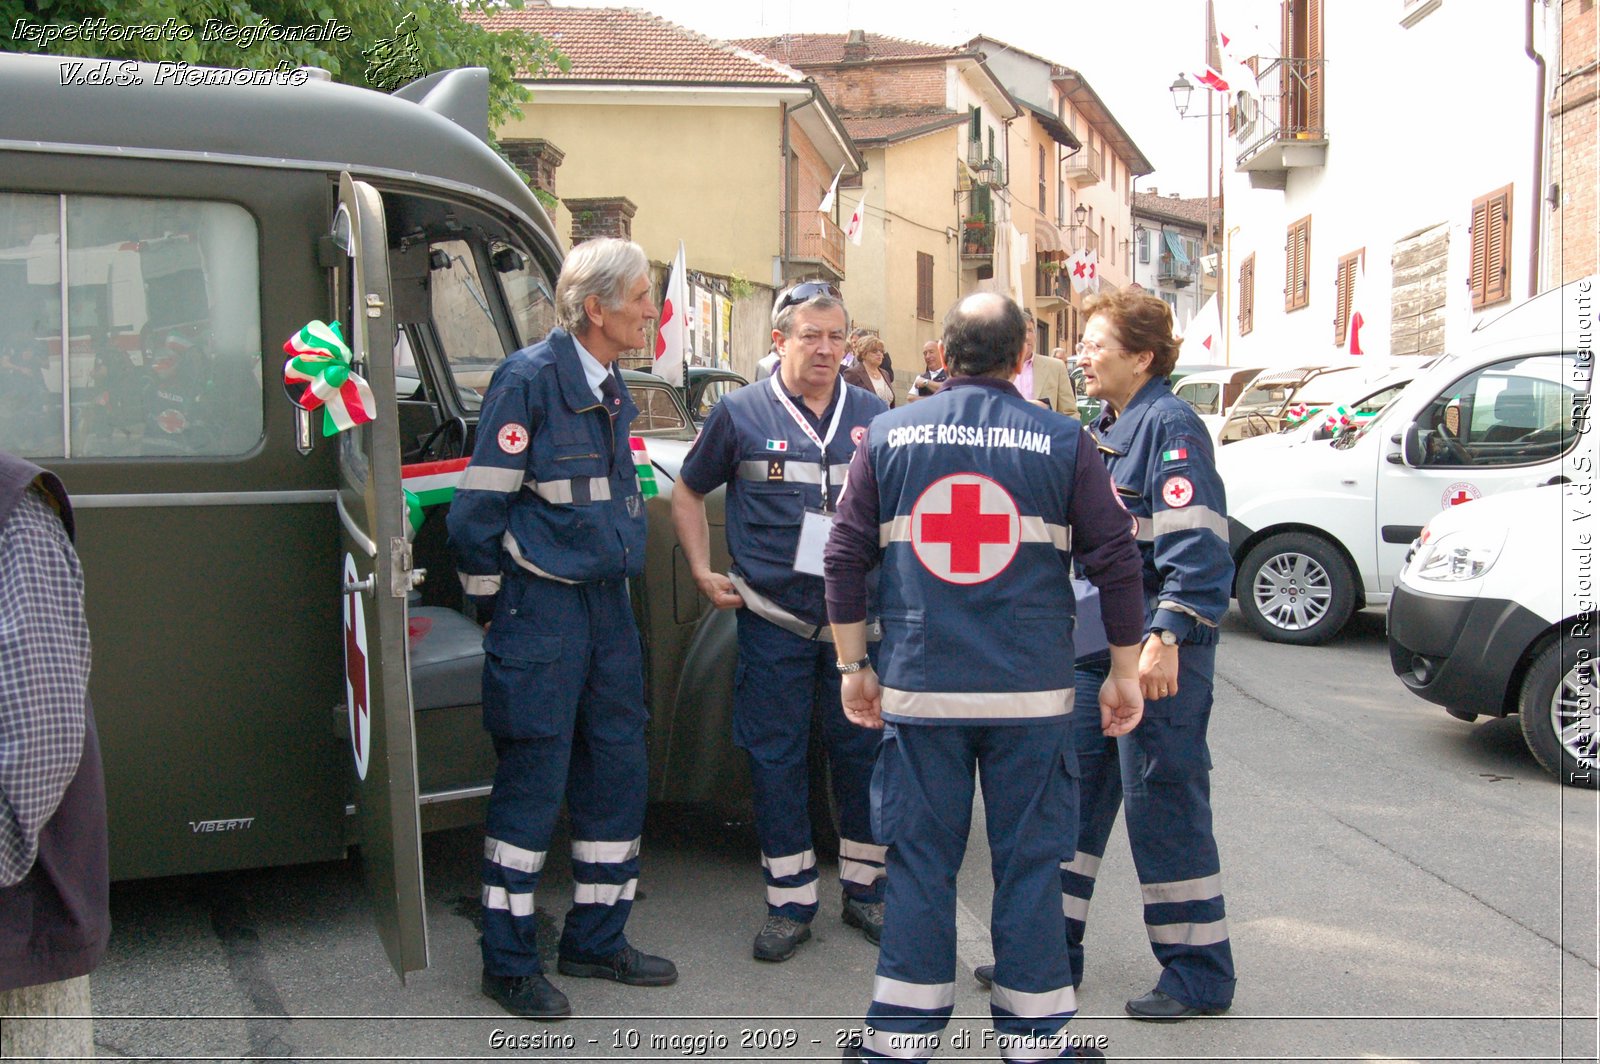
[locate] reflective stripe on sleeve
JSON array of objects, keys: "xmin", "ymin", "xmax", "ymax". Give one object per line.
[
  {"xmin": 527, "ymin": 476, "xmax": 612, "ymax": 505},
  {"xmin": 501, "ymin": 531, "xmax": 580, "ymax": 585},
  {"xmin": 872, "ymin": 975, "xmax": 956, "ymax": 1010},
  {"xmin": 1146, "ymin": 918, "xmax": 1230, "ymax": 946},
  {"xmin": 1149, "ymin": 505, "xmax": 1228, "ymax": 539},
  {"xmin": 571, "ymin": 838, "xmax": 641, "ymax": 865},
  {"xmin": 482, "ymin": 884, "xmax": 535, "ymax": 917},
  {"xmin": 881, "ymin": 686, "xmax": 1072, "ymax": 721},
  {"xmin": 460, "ymin": 464, "xmax": 526, "ymax": 492},
  {"xmin": 484, "ymin": 836, "xmax": 546, "ymax": 874},
  {"xmin": 760, "ymin": 849, "xmax": 817, "ymax": 879},
  {"xmin": 1140, "ymin": 873, "xmax": 1223, "ymax": 906},
  {"xmin": 1062, "ymin": 892, "xmax": 1091, "ymax": 921},
  {"xmin": 573, "ymin": 879, "xmax": 638, "ymax": 906},
  {"xmin": 879, "ymin": 514, "xmax": 1067, "ymax": 550},
  {"xmin": 990, "ymin": 980, "xmax": 1077, "ymax": 1018},
  {"xmin": 460, "ymin": 572, "xmax": 503, "ymax": 597},
  {"xmin": 766, "ymin": 882, "xmax": 819, "ymax": 908}
]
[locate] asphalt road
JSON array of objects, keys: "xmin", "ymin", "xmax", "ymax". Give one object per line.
[{"xmin": 88, "ymin": 606, "xmax": 1599, "ymax": 1063}]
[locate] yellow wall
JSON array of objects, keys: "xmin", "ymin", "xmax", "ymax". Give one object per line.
[
  {"xmin": 501, "ymin": 102, "xmax": 780, "ymax": 282},
  {"xmin": 844, "ymin": 128, "xmax": 963, "ymax": 377}
]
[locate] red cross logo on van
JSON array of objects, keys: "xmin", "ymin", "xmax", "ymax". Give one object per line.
[{"xmin": 911, "ymin": 473, "xmax": 1020, "ymax": 584}]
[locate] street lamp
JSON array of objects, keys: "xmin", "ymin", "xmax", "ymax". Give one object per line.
[
  {"xmin": 1169, "ymin": 74, "xmax": 1194, "ymax": 118},
  {"xmin": 1064, "ymin": 202, "xmax": 1089, "ymax": 250}
]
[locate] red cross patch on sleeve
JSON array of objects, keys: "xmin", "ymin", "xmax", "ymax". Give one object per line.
[
  {"xmin": 1161, "ymin": 475, "xmax": 1194, "ymax": 508},
  {"xmin": 497, "ymin": 423, "xmax": 530, "ymax": 454}
]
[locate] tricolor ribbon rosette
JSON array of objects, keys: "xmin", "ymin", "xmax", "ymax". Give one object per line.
[
  {"xmin": 282, "ymin": 320, "xmax": 377, "ymax": 436},
  {"xmin": 1284, "ymin": 402, "xmax": 1312, "ymax": 425},
  {"xmin": 1321, "ymin": 405, "xmax": 1353, "ymax": 433}
]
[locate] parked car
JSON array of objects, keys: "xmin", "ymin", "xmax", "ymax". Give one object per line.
[
  {"xmin": 685, "ymin": 365, "xmax": 748, "ymax": 424},
  {"xmin": 1219, "ymin": 277, "xmax": 1592, "ymax": 645},
  {"xmin": 1215, "ymin": 363, "xmax": 1374, "ymax": 444},
  {"xmin": 1387, "ymin": 480, "xmax": 1596, "ymax": 788},
  {"xmin": 1172, "ymin": 366, "xmax": 1264, "ymax": 439}
]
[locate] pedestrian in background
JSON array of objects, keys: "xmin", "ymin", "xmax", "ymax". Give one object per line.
[
  {"xmin": 842, "ymin": 334, "xmax": 896, "ymax": 408},
  {"xmin": 673, "ymin": 281, "xmax": 889, "ymax": 964},
  {"xmin": 1014, "ymin": 312, "xmax": 1075, "ymax": 414},
  {"xmin": 905, "ymin": 340, "xmax": 947, "ymax": 403},
  {"xmin": 1066, "ymin": 288, "xmax": 1237, "ymax": 1021},
  {"xmin": 826, "ymin": 292, "xmax": 1146, "ymax": 1063},
  {"xmin": 0, "ymin": 451, "xmax": 109, "ymax": 1061},
  {"xmin": 449, "ymin": 238, "xmax": 677, "ymax": 1021}
]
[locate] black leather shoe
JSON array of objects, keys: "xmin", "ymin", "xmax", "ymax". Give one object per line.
[
  {"xmin": 557, "ymin": 944, "xmax": 678, "ymax": 986},
  {"xmin": 753, "ymin": 915, "xmax": 812, "ymax": 962},
  {"xmin": 1124, "ymin": 988, "xmax": 1228, "ymax": 1022},
  {"xmin": 481, "ymin": 972, "xmax": 571, "ymax": 1020},
  {"xmin": 974, "ymin": 963, "xmax": 994, "ymax": 988},
  {"xmin": 841, "ymin": 893, "xmax": 884, "ymax": 945}
]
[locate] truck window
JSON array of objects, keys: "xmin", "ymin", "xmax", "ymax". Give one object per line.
[
  {"xmin": 1416, "ymin": 354, "xmax": 1578, "ymax": 468},
  {"xmin": 428, "ymin": 238, "xmax": 505, "ymax": 401},
  {"xmin": 0, "ymin": 193, "xmax": 261, "ymax": 459},
  {"xmin": 493, "ymin": 241, "xmax": 559, "ymax": 350}
]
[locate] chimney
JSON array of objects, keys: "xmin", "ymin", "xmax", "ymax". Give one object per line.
[
  {"xmin": 1146, "ymin": 186, "xmax": 1157, "ymax": 196},
  {"xmin": 843, "ymin": 29, "xmax": 868, "ymax": 62}
]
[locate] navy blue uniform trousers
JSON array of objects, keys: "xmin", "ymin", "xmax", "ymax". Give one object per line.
[
  {"xmin": 1064, "ymin": 650, "xmax": 1236, "ymax": 1010},
  {"xmin": 734, "ymin": 610, "xmax": 884, "ymax": 921},
  {"xmin": 861, "ymin": 721, "xmax": 1082, "ymax": 1063},
  {"xmin": 479, "ymin": 574, "xmax": 648, "ymax": 976}
]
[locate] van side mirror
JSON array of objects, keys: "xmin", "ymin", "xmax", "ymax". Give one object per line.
[{"xmin": 1395, "ymin": 422, "xmax": 1424, "ymax": 466}]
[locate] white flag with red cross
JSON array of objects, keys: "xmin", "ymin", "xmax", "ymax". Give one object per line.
[{"xmin": 654, "ymin": 241, "xmax": 688, "ymax": 387}]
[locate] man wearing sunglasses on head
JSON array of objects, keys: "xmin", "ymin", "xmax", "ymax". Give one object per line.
[{"xmin": 672, "ymin": 281, "xmax": 890, "ymax": 963}]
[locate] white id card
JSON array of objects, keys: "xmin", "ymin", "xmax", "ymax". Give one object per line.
[{"xmin": 793, "ymin": 509, "xmax": 835, "ymax": 576}]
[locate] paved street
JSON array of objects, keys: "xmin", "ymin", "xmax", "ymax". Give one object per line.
[{"xmin": 90, "ymin": 607, "xmax": 1598, "ymax": 1063}]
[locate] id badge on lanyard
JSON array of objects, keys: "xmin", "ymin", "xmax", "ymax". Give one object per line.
[{"xmin": 771, "ymin": 374, "xmax": 846, "ymax": 576}]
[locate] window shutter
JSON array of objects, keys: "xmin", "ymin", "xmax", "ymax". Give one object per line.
[
  {"xmin": 1306, "ymin": 0, "xmax": 1324, "ymax": 134},
  {"xmin": 1333, "ymin": 253, "xmax": 1357, "ymax": 345},
  {"xmin": 1471, "ymin": 185, "xmax": 1513, "ymax": 309},
  {"xmin": 1240, "ymin": 253, "xmax": 1256, "ymax": 335},
  {"xmin": 916, "ymin": 252, "xmax": 934, "ymax": 321},
  {"xmin": 1285, "ymin": 216, "xmax": 1311, "ymax": 311}
]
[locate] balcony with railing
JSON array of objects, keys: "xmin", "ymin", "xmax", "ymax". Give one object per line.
[
  {"xmin": 1063, "ymin": 146, "xmax": 1102, "ymax": 189},
  {"xmin": 784, "ymin": 210, "xmax": 846, "ymax": 281},
  {"xmin": 1157, "ymin": 252, "xmax": 1196, "ymax": 288},
  {"xmin": 960, "ymin": 216, "xmax": 993, "ymax": 261},
  {"xmin": 965, "ymin": 140, "xmax": 1007, "ymax": 188},
  {"xmin": 1235, "ymin": 56, "xmax": 1328, "ymax": 187}
]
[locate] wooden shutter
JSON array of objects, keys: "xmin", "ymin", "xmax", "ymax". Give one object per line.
[
  {"xmin": 1039, "ymin": 145, "xmax": 1047, "ymax": 212},
  {"xmin": 916, "ymin": 252, "xmax": 934, "ymax": 321},
  {"xmin": 1333, "ymin": 249, "xmax": 1361, "ymax": 345},
  {"xmin": 1240, "ymin": 253, "xmax": 1256, "ymax": 335},
  {"xmin": 1306, "ymin": 0, "xmax": 1323, "ymax": 135},
  {"xmin": 1471, "ymin": 185, "xmax": 1513, "ymax": 309},
  {"xmin": 1285, "ymin": 216, "xmax": 1311, "ymax": 311}
]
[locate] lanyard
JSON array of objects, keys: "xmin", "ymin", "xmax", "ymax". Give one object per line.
[{"xmin": 770, "ymin": 372, "xmax": 847, "ymax": 511}]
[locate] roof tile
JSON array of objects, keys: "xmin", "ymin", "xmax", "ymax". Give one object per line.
[
  {"xmin": 729, "ymin": 32, "xmax": 960, "ymax": 65},
  {"xmin": 471, "ymin": 6, "xmax": 803, "ymax": 83}
]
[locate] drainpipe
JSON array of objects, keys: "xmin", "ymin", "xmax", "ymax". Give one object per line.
[{"xmin": 1525, "ymin": 0, "xmax": 1546, "ymax": 297}]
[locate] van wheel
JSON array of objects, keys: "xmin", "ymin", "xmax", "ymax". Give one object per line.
[
  {"xmin": 1236, "ymin": 532, "xmax": 1356, "ymax": 645},
  {"xmin": 1518, "ymin": 639, "xmax": 1600, "ymax": 788}
]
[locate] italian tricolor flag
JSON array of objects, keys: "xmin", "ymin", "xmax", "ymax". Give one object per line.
[
  {"xmin": 1161, "ymin": 447, "xmax": 1188, "ymax": 462},
  {"xmin": 631, "ymin": 436, "xmax": 658, "ymax": 498},
  {"xmin": 401, "ymin": 457, "xmax": 470, "ymax": 507}
]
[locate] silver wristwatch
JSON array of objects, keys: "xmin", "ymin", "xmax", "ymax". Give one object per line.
[
  {"xmin": 1153, "ymin": 629, "xmax": 1179, "ymax": 647},
  {"xmin": 836, "ymin": 657, "xmax": 872, "ymax": 674}
]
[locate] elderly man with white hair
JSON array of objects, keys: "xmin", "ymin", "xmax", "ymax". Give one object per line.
[{"xmin": 449, "ymin": 237, "xmax": 676, "ymax": 1021}]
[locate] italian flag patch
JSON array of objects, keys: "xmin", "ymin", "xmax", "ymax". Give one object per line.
[{"xmin": 1162, "ymin": 447, "xmax": 1188, "ymax": 462}]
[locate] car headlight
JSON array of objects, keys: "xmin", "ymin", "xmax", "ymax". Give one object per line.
[{"xmin": 1408, "ymin": 525, "xmax": 1507, "ymax": 582}]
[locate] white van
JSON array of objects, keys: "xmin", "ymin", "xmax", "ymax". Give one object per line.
[
  {"xmin": 1218, "ymin": 276, "xmax": 1593, "ymax": 645},
  {"xmin": 1171, "ymin": 366, "xmax": 1262, "ymax": 439},
  {"xmin": 1386, "ymin": 477, "xmax": 1596, "ymax": 788}
]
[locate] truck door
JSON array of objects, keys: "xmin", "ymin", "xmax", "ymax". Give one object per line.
[{"xmin": 332, "ymin": 173, "xmax": 429, "ymax": 979}]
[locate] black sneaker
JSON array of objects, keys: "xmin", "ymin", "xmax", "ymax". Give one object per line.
[
  {"xmin": 753, "ymin": 915, "xmax": 812, "ymax": 962},
  {"xmin": 973, "ymin": 963, "xmax": 994, "ymax": 988},
  {"xmin": 481, "ymin": 972, "xmax": 571, "ymax": 1020},
  {"xmin": 557, "ymin": 945, "xmax": 678, "ymax": 986},
  {"xmin": 841, "ymin": 893, "xmax": 884, "ymax": 945}
]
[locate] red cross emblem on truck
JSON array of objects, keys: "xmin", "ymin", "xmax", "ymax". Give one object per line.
[{"xmin": 911, "ymin": 473, "xmax": 1020, "ymax": 584}]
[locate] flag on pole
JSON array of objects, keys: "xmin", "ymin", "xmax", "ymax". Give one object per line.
[
  {"xmin": 1177, "ymin": 291, "xmax": 1221, "ymax": 365},
  {"xmin": 653, "ymin": 241, "xmax": 688, "ymax": 386},
  {"xmin": 1067, "ymin": 250, "xmax": 1093, "ymax": 294},
  {"xmin": 1348, "ymin": 260, "xmax": 1368, "ymax": 355},
  {"xmin": 846, "ymin": 193, "xmax": 866, "ymax": 246},
  {"xmin": 818, "ymin": 165, "xmax": 844, "ymax": 217},
  {"xmin": 1084, "ymin": 249, "xmax": 1101, "ymax": 294}
]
